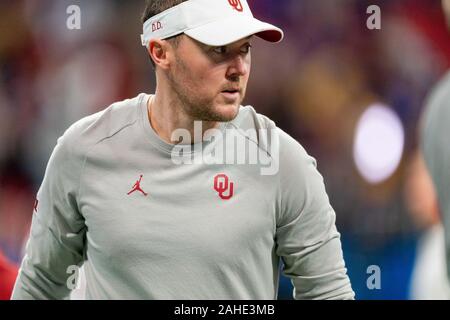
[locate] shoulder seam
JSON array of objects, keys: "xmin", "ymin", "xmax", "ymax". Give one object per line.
[
  {"xmin": 76, "ymin": 119, "xmax": 139, "ymax": 213},
  {"xmin": 227, "ymin": 122, "xmax": 274, "ymax": 160}
]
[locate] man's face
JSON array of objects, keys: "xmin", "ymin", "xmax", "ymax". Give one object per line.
[
  {"xmin": 166, "ymin": 35, "xmax": 252, "ymax": 122},
  {"xmin": 444, "ymin": 0, "xmax": 450, "ymax": 28}
]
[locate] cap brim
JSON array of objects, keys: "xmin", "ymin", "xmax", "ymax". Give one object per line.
[{"xmin": 184, "ymin": 15, "xmax": 283, "ymax": 46}]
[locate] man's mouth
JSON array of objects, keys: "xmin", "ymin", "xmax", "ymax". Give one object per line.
[
  {"xmin": 222, "ymin": 89, "xmax": 240, "ymax": 94},
  {"xmin": 221, "ymin": 89, "xmax": 240, "ymax": 100}
]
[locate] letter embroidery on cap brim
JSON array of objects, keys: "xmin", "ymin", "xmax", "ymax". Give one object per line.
[{"xmin": 228, "ymin": 0, "xmax": 243, "ymax": 12}]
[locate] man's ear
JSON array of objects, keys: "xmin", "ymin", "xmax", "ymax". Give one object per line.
[{"xmin": 148, "ymin": 39, "xmax": 171, "ymax": 70}]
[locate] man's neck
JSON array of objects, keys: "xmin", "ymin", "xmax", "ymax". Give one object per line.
[{"xmin": 147, "ymin": 90, "xmax": 220, "ymax": 145}]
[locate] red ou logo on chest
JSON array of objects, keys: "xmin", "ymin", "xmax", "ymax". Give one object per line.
[
  {"xmin": 228, "ymin": 0, "xmax": 243, "ymax": 12},
  {"xmin": 214, "ymin": 174, "xmax": 234, "ymax": 200}
]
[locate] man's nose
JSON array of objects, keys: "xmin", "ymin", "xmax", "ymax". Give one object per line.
[{"xmin": 226, "ymin": 55, "xmax": 249, "ymax": 78}]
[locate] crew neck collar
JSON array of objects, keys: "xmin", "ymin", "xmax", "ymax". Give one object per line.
[{"xmin": 139, "ymin": 93, "xmax": 230, "ymax": 156}]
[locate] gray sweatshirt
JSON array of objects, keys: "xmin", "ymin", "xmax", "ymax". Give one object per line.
[{"xmin": 12, "ymin": 93, "xmax": 354, "ymax": 300}]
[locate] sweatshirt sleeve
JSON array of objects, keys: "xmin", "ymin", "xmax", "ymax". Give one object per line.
[
  {"xmin": 11, "ymin": 130, "xmax": 87, "ymax": 300},
  {"xmin": 275, "ymin": 128, "xmax": 355, "ymax": 300}
]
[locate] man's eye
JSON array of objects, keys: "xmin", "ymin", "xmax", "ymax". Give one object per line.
[
  {"xmin": 241, "ymin": 44, "xmax": 252, "ymax": 54},
  {"xmin": 213, "ymin": 46, "xmax": 227, "ymax": 54}
]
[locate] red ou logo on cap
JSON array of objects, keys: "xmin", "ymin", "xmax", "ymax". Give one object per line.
[{"xmin": 228, "ymin": 0, "xmax": 243, "ymax": 12}]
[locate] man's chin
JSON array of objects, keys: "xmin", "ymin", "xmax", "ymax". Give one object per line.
[
  {"xmin": 190, "ymin": 100, "xmax": 241, "ymax": 122},
  {"xmin": 212, "ymin": 103, "xmax": 240, "ymax": 122}
]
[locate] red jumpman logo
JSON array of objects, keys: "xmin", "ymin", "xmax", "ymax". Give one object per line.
[{"xmin": 127, "ymin": 175, "xmax": 148, "ymax": 196}]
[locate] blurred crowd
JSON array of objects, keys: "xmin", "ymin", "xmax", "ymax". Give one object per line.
[{"xmin": 1, "ymin": 0, "xmax": 450, "ymax": 299}]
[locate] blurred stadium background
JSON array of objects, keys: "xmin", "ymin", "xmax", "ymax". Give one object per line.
[{"xmin": 1, "ymin": 0, "xmax": 450, "ymax": 299}]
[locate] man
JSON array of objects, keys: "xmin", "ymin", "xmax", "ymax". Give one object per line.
[
  {"xmin": 12, "ymin": 0, "xmax": 354, "ymax": 299},
  {"xmin": 404, "ymin": 151, "xmax": 450, "ymax": 299},
  {"xmin": 421, "ymin": 0, "xmax": 450, "ymax": 283}
]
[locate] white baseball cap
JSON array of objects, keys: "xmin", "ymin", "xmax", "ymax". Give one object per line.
[{"xmin": 141, "ymin": 0, "xmax": 284, "ymax": 48}]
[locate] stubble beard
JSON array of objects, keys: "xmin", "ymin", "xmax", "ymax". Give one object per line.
[{"xmin": 167, "ymin": 54, "xmax": 242, "ymax": 123}]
